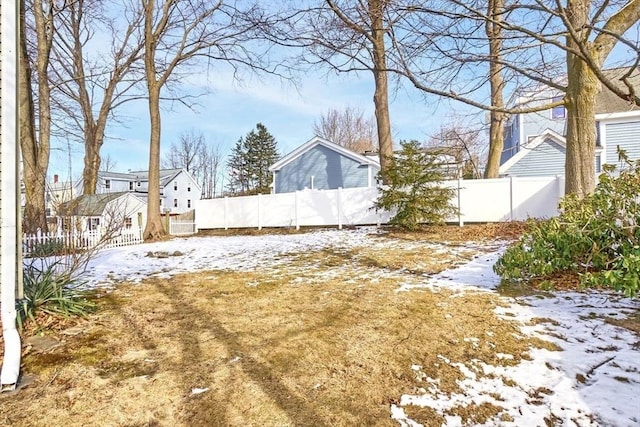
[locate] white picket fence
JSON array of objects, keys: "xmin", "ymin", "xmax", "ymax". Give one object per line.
[
  {"xmin": 23, "ymin": 227, "xmax": 144, "ymax": 257},
  {"xmin": 195, "ymin": 175, "xmax": 566, "ymax": 230}
]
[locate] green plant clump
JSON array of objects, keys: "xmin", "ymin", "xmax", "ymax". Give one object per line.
[
  {"xmin": 17, "ymin": 261, "xmax": 95, "ymax": 329},
  {"xmin": 374, "ymin": 140, "xmax": 458, "ymax": 230},
  {"xmin": 494, "ymin": 151, "xmax": 640, "ymax": 297},
  {"xmin": 27, "ymin": 239, "xmax": 67, "ymax": 258}
]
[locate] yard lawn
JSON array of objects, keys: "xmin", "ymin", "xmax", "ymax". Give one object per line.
[{"xmin": 1, "ymin": 225, "xmax": 639, "ymax": 426}]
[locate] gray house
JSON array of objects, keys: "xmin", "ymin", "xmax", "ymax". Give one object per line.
[
  {"xmin": 500, "ymin": 67, "xmax": 640, "ymax": 176},
  {"xmin": 269, "ymin": 136, "xmax": 380, "ymax": 194}
]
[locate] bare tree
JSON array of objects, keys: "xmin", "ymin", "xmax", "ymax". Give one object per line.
[
  {"xmin": 313, "ymin": 106, "xmax": 376, "ymax": 153},
  {"xmin": 198, "ymin": 141, "xmax": 224, "ymax": 198},
  {"xmin": 274, "ymin": 1, "xmax": 416, "ymax": 180},
  {"xmin": 141, "ymin": 0, "xmax": 274, "ymax": 240},
  {"xmin": 100, "ymin": 153, "xmax": 118, "ymax": 172},
  {"xmin": 163, "ymin": 130, "xmax": 205, "ymax": 173},
  {"xmin": 51, "ymin": 0, "xmax": 145, "ymax": 195},
  {"xmin": 484, "ymin": 0, "xmax": 505, "ymax": 178},
  {"xmin": 19, "ymin": 0, "xmax": 56, "ymax": 233},
  {"xmin": 426, "ymin": 122, "xmax": 485, "ymax": 179},
  {"xmin": 162, "ymin": 130, "xmax": 224, "ymax": 198},
  {"xmin": 388, "ymin": 1, "xmax": 640, "ymax": 196},
  {"xmin": 561, "ymin": 1, "xmax": 640, "ymax": 196}
]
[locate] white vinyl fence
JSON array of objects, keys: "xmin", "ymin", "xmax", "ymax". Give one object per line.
[
  {"xmin": 23, "ymin": 227, "xmax": 144, "ymax": 257},
  {"xmin": 196, "ymin": 176, "xmax": 565, "ymax": 230},
  {"xmin": 169, "ymin": 218, "xmax": 197, "ymax": 236}
]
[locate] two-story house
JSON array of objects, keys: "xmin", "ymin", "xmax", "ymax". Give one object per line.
[
  {"xmin": 43, "ymin": 174, "xmax": 76, "ymax": 217},
  {"xmin": 73, "ymin": 168, "xmax": 201, "ymax": 214},
  {"xmin": 499, "ymin": 67, "xmax": 640, "ymax": 177}
]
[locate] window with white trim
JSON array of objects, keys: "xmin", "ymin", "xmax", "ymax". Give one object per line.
[{"xmin": 173, "ymin": 199, "xmax": 178, "ymax": 208}]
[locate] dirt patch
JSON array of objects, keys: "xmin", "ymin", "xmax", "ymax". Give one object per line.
[
  {"xmin": 606, "ymin": 311, "xmax": 640, "ymax": 336},
  {"xmin": 382, "ymin": 221, "xmax": 528, "ymax": 243}
]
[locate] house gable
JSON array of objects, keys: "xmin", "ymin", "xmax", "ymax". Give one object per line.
[
  {"xmin": 270, "ymin": 137, "xmax": 379, "ymax": 194},
  {"xmin": 499, "ymin": 129, "xmax": 566, "ymax": 177},
  {"xmin": 270, "ymin": 136, "xmax": 379, "ymax": 172}
]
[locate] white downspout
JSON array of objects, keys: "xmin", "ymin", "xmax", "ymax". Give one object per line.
[{"xmin": 1, "ymin": 0, "xmax": 22, "ymax": 391}]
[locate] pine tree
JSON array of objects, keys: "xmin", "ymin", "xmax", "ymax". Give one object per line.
[
  {"xmin": 374, "ymin": 140, "xmax": 457, "ymax": 230},
  {"xmin": 226, "ymin": 123, "xmax": 279, "ymax": 195}
]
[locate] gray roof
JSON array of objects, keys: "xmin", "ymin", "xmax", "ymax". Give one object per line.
[
  {"xmin": 98, "ymin": 168, "xmax": 183, "ymax": 187},
  {"xmin": 58, "ymin": 192, "xmax": 130, "ymax": 216},
  {"xmin": 596, "ymin": 67, "xmax": 640, "ymax": 114}
]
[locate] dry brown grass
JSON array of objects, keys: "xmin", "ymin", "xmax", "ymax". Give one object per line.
[{"xmin": 1, "ymin": 226, "xmax": 556, "ymax": 426}]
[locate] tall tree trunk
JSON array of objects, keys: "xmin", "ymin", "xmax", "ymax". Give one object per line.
[
  {"xmin": 143, "ymin": 84, "xmax": 165, "ymax": 240},
  {"xmin": 483, "ymin": 0, "xmax": 505, "ymax": 179},
  {"xmin": 564, "ymin": 0, "xmax": 598, "ymax": 197},
  {"xmin": 565, "ymin": 58, "xmax": 598, "ymax": 197},
  {"xmin": 142, "ymin": 0, "xmax": 166, "ymax": 241},
  {"xmin": 19, "ymin": 0, "xmax": 50, "ymax": 233},
  {"xmin": 370, "ymin": 0, "xmax": 393, "ymax": 182},
  {"xmin": 82, "ymin": 128, "xmax": 102, "ymax": 194}
]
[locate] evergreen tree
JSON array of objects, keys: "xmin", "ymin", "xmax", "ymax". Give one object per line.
[
  {"xmin": 374, "ymin": 140, "xmax": 457, "ymax": 230},
  {"xmin": 226, "ymin": 123, "xmax": 279, "ymax": 195}
]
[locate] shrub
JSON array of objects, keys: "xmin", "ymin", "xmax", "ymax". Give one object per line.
[
  {"xmin": 374, "ymin": 140, "xmax": 458, "ymax": 230},
  {"xmin": 494, "ymin": 151, "xmax": 640, "ymax": 297},
  {"xmin": 17, "ymin": 261, "xmax": 95, "ymax": 329},
  {"xmin": 27, "ymin": 239, "xmax": 67, "ymax": 258}
]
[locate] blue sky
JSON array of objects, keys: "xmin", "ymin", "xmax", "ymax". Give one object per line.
[{"xmin": 48, "ymin": 66, "xmax": 474, "ymax": 181}]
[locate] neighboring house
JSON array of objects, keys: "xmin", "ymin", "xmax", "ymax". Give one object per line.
[
  {"xmin": 73, "ymin": 168, "xmax": 201, "ymax": 214},
  {"xmin": 269, "ymin": 136, "xmax": 380, "ymax": 194},
  {"xmin": 56, "ymin": 192, "xmax": 146, "ymax": 234},
  {"xmin": 500, "ymin": 67, "xmax": 640, "ymax": 176},
  {"xmin": 45, "ymin": 174, "xmax": 76, "ymax": 217}
]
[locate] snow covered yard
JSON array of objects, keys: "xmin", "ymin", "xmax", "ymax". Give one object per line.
[{"xmin": 1, "ymin": 226, "xmax": 639, "ymax": 426}]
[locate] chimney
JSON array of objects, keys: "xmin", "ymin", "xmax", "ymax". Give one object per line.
[{"xmin": 54, "ymin": 174, "xmax": 59, "ymax": 183}]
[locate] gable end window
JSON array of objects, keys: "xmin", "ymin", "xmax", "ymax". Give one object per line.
[
  {"xmin": 173, "ymin": 199, "xmax": 178, "ymax": 208},
  {"xmin": 187, "ymin": 185, "xmax": 191, "ymax": 192},
  {"xmin": 187, "ymin": 199, "xmax": 191, "ymax": 208},
  {"xmin": 174, "ymin": 182, "xmax": 178, "ymax": 191}
]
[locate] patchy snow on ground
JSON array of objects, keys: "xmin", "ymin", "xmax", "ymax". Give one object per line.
[
  {"xmin": 78, "ymin": 228, "xmax": 640, "ymax": 427},
  {"xmin": 392, "ymin": 249, "xmax": 640, "ymax": 427}
]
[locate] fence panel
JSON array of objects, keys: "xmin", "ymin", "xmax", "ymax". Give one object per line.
[
  {"xmin": 195, "ymin": 176, "xmax": 565, "ymax": 230},
  {"xmin": 23, "ymin": 227, "xmax": 144, "ymax": 257},
  {"xmin": 169, "ymin": 219, "xmax": 197, "ymax": 236}
]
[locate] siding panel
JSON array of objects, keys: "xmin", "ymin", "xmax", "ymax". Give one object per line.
[
  {"xmin": 275, "ymin": 145, "xmax": 377, "ymax": 193},
  {"xmin": 504, "ymin": 139, "xmax": 566, "ymax": 177},
  {"xmin": 604, "ymin": 121, "xmax": 640, "ymax": 167}
]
